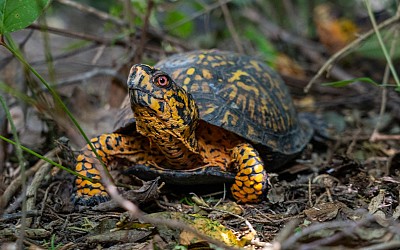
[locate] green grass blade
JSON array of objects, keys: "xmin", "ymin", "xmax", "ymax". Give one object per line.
[
  {"xmin": 321, "ymin": 77, "xmax": 381, "ymax": 87},
  {"xmin": 0, "ymin": 134, "xmax": 96, "ymax": 182},
  {"xmin": 364, "ymin": 0, "xmax": 400, "ymax": 88}
]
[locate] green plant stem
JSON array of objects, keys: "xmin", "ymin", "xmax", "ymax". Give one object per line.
[
  {"xmin": 371, "ymin": 29, "xmax": 398, "ymax": 140},
  {"xmin": 39, "ymin": 14, "xmax": 56, "ymax": 83},
  {"xmin": 1, "ymin": 33, "xmax": 112, "ymax": 180},
  {"xmin": 0, "ymin": 135, "xmax": 96, "ymax": 182},
  {"xmin": 0, "ymin": 95, "xmax": 27, "ymax": 249},
  {"xmin": 364, "ymin": 0, "xmax": 400, "ymax": 87}
]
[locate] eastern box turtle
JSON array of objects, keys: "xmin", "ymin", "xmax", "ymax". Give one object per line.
[{"xmin": 74, "ymin": 50, "xmax": 313, "ymax": 205}]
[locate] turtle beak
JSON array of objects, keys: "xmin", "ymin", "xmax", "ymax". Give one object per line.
[
  {"xmin": 129, "ymin": 88, "xmax": 138, "ymax": 105},
  {"xmin": 129, "ymin": 85, "xmax": 148, "ymax": 107}
]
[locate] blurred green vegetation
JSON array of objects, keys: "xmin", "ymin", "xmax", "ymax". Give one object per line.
[{"xmin": 96, "ymin": 0, "xmax": 400, "ymax": 62}]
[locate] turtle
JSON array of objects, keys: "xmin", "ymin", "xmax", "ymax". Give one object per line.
[{"xmin": 73, "ymin": 50, "xmax": 313, "ymax": 205}]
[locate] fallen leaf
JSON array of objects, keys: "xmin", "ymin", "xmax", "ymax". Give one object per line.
[
  {"xmin": 368, "ymin": 189, "xmax": 385, "ymax": 214},
  {"xmin": 304, "ymin": 201, "xmax": 347, "ymax": 222},
  {"xmin": 118, "ymin": 211, "xmax": 246, "ymax": 247}
]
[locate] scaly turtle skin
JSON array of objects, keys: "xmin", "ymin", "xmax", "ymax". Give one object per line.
[{"xmin": 74, "ymin": 50, "xmax": 312, "ymax": 205}]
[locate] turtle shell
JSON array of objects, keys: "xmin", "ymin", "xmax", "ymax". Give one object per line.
[{"xmin": 116, "ymin": 50, "xmax": 312, "ymax": 168}]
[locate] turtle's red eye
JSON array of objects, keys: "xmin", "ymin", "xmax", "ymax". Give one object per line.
[{"xmin": 156, "ymin": 75, "xmax": 169, "ymax": 87}]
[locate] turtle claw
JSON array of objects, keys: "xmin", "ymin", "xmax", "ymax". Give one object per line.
[{"xmin": 72, "ymin": 193, "xmax": 110, "ymax": 206}]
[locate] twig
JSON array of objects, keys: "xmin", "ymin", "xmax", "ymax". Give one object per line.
[
  {"xmin": 42, "ymin": 68, "xmax": 123, "ymax": 90},
  {"xmin": 56, "ymin": 0, "xmax": 126, "ymax": 27},
  {"xmin": 166, "ymin": 0, "xmax": 232, "ymax": 32},
  {"xmin": 282, "ymin": 0, "xmax": 299, "ymax": 33},
  {"xmin": 369, "ymin": 133, "xmax": 400, "ymax": 141},
  {"xmin": 219, "ymin": 0, "xmax": 243, "ymax": 53},
  {"xmin": 133, "ymin": 0, "xmax": 154, "ymax": 63},
  {"xmin": 0, "ymin": 111, "xmax": 5, "ymax": 174},
  {"xmin": 31, "ymin": 43, "xmax": 99, "ymax": 66},
  {"xmin": 29, "ymin": 23, "xmax": 189, "ymax": 53},
  {"xmin": 34, "ymin": 181, "xmax": 60, "ymax": 228},
  {"xmin": 123, "ymin": 0, "xmax": 136, "ymax": 32},
  {"xmin": 25, "ymin": 159, "xmax": 53, "ymax": 227},
  {"xmin": 0, "ymin": 31, "xmax": 34, "ymax": 70},
  {"xmin": 346, "ymin": 129, "xmax": 362, "ymax": 156},
  {"xmin": 0, "ymin": 210, "xmax": 40, "ymax": 222},
  {"xmin": 28, "ymin": 24, "xmax": 128, "ymax": 47},
  {"xmin": 91, "ymin": 45, "xmax": 106, "ymax": 64},
  {"xmin": 305, "ymin": 7, "xmax": 400, "ymax": 92},
  {"xmin": 308, "ymin": 177, "xmax": 313, "ymax": 207}
]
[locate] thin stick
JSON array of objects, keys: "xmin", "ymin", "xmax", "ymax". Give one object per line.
[
  {"xmin": 134, "ymin": 0, "xmax": 154, "ymax": 63},
  {"xmin": 308, "ymin": 177, "xmax": 313, "ymax": 207},
  {"xmin": 56, "ymin": 0, "xmax": 126, "ymax": 26},
  {"xmin": 166, "ymin": 0, "xmax": 232, "ymax": 31},
  {"xmin": 25, "ymin": 162, "xmax": 52, "ymax": 226},
  {"xmin": 219, "ymin": 0, "xmax": 243, "ymax": 53},
  {"xmin": 29, "ymin": 24, "xmax": 127, "ymax": 46}
]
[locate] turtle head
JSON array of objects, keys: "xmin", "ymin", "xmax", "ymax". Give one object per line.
[{"xmin": 127, "ymin": 64, "xmax": 199, "ymax": 152}]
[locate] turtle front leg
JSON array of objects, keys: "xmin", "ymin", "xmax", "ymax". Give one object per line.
[
  {"xmin": 230, "ymin": 143, "xmax": 269, "ymax": 203},
  {"xmin": 74, "ymin": 133, "xmax": 148, "ymax": 205}
]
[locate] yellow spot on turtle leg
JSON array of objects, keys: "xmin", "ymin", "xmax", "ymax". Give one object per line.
[
  {"xmin": 230, "ymin": 143, "xmax": 268, "ymax": 203},
  {"xmin": 75, "ymin": 162, "xmax": 83, "ymax": 172}
]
